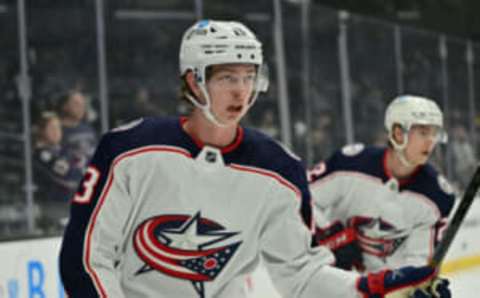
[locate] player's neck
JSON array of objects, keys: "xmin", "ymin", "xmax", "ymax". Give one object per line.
[
  {"xmin": 183, "ymin": 111, "xmax": 238, "ymax": 148},
  {"xmin": 386, "ymin": 148, "xmax": 417, "ymax": 179}
]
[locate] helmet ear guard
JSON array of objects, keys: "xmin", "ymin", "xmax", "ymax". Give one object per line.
[
  {"xmin": 256, "ymin": 63, "xmax": 269, "ymax": 93},
  {"xmin": 248, "ymin": 63, "xmax": 269, "ymax": 106}
]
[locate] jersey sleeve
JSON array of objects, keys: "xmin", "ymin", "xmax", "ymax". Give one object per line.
[
  {"xmin": 259, "ymin": 181, "xmax": 361, "ymax": 298},
  {"xmin": 400, "ymin": 224, "xmax": 436, "ymax": 267},
  {"xmin": 391, "ymin": 172, "xmax": 455, "ymax": 268},
  {"xmin": 393, "ymin": 204, "xmax": 451, "ymax": 268},
  {"xmin": 59, "ymin": 133, "xmax": 130, "ymax": 298},
  {"xmin": 308, "ymin": 151, "xmax": 347, "ymax": 227},
  {"xmin": 404, "ymin": 184, "xmax": 455, "ymax": 267},
  {"xmin": 279, "ymin": 157, "xmax": 314, "ymax": 230}
]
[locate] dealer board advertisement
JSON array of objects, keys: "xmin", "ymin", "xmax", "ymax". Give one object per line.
[{"xmin": 0, "ymin": 237, "xmax": 65, "ymax": 298}]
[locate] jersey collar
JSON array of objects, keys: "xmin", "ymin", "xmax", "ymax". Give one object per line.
[
  {"xmin": 179, "ymin": 117, "xmax": 244, "ymax": 154},
  {"xmin": 382, "ymin": 148, "xmax": 422, "ymax": 187}
]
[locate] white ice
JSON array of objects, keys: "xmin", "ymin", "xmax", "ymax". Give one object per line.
[{"xmin": 449, "ymin": 267, "xmax": 480, "ymax": 298}]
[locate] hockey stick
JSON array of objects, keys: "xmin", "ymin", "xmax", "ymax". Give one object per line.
[{"xmin": 429, "ymin": 163, "xmax": 480, "ymax": 268}]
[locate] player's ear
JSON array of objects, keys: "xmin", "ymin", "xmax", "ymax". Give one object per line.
[
  {"xmin": 392, "ymin": 124, "xmax": 405, "ymax": 143},
  {"xmin": 185, "ymin": 71, "xmax": 202, "ymax": 99}
]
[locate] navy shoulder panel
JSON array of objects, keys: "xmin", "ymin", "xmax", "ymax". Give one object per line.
[
  {"xmin": 309, "ymin": 144, "xmax": 385, "ymax": 183},
  {"xmin": 233, "ymin": 128, "xmax": 312, "ymax": 226},
  {"xmin": 328, "ymin": 144, "xmax": 383, "ymax": 172},
  {"xmin": 103, "ymin": 117, "xmax": 188, "ymax": 159},
  {"xmin": 238, "ymin": 128, "xmax": 304, "ymax": 184},
  {"xmin": 406, "ymin": 164, "xmax": 455, "ymax": 218}
]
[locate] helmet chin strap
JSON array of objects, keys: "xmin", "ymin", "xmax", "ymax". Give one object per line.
[
  {"xmin": 395, "ymin": 149, "xmax": 414, "ymax": 168},
  {"xmin": 185, "ymin": 84, "xmax": 227, "ymax": 127},
  {"xmin": 390, "ymin": 131, "xmax": 415, "ymax": 168}
]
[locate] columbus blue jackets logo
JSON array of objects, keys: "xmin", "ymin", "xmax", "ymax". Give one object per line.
[
  {"xmin": 350, "ymin": 217, "xmax": 408, "ymax": 260},
  {"xmin": 133, "ymin": 212, "xmax": 242, "ymax": 298}
]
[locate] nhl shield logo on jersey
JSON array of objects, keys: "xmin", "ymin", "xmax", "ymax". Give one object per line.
[
  {"xmin": 437, "ymin": 175, "xmax": 454, "ymax": 195},
  {"xmin": 341, "ymin": 143, "xmax": 365, "ymax": 156},
  {"xmin": 133, "ymin": 212, "xmax": 242, "ymax": 298}
]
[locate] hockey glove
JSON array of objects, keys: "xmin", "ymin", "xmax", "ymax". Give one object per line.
[
  {"xmin": 315, "ymin": 221, "xmax": 364, "ymax": 270},
  {"xmin": 357, "ymin": 265, "xmax": 451, "ymax": 298}
]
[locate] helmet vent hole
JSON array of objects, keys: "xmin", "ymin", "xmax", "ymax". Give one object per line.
[
  {"xmin": 250, "ymin": 54, "xmax": 255, "ymax": 59},
  {"xmin": 237, "ymin": 54, "xmax": 242, "ymax": 59},
  {"xmin": 210, "ymin": 27, "xmax": 216, "ymax": 33}
]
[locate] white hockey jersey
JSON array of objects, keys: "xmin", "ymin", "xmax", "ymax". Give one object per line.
[
  {"xmin": 59, "ymin": 117, "xmax": 361, "ymax": 298},
  {"xmin": 309, "ymin": 144, "xmax": 455, "ymax": 272}
]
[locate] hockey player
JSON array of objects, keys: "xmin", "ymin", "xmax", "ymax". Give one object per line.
[
  {"xmin": 59, "ymin": 21, "xmax": 450, "ymax": 298},
  {"xmin": 310, "ymin": 95, "xmax": 455, "ymax": 275}
]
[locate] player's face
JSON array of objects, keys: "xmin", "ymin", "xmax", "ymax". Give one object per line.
[
  {"xmin": 404, "ymin": 124, "xmax": 439, "ymax": 165},
  {"xmin": 206, "ymin": 64, "xmax": 256, "ymax": 125}
]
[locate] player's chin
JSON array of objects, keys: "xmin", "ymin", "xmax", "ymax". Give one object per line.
[
  {"xmin": 220, "ymin": 114, "xmax": 243, "ymax": 126},
  {"xmin": 414, "ymin": 155, "xmax": 429, "ymax": 166},
  {"xmin": 224, "ymin": 110, "xmax": 247, "ymax": 123}
]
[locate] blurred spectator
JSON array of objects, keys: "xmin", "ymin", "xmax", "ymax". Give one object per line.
[
  {"xmin": 258, "ymin": 109, "xmax": 279, "ymax": 139},
  {"xmin": 372, "ymin": 129, "xmax": 388, "ymax": 146},
  {"xmin": 132, "ymin": 86, "xmax": 165, "ymax": 118},
  {"xmin": 311, "ymin": 111, "xmax": 334, "ymax": 161},
  {"xmin": 33, "ymin": 112, "xmax": 83, "ymax": 232},
  {"xmin": 450, "ymin": 124, "xmax": 477, "ymax": 190},
  {"xmin": 57, "ymin": 89, "xmax": 97, "ymax": 172},
  {"xmin": 113, "ymin": 86, "xmax": 166, "ymax": 125}
]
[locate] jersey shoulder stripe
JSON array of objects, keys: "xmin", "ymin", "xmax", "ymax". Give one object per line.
[
  {"xmin": 240, "ymin": 128, "xmax": 312, "ymax": 227},
  {"xmin": 309, "ymin": 144, "xmax": 454, "ymax": 218},
  {"xmin": 407, "ymin": 164, "xmax": 455, "ymax": 217},
  {"xmin": 309, "ymin": 144, "xmax": 384, "ymax": 183}
]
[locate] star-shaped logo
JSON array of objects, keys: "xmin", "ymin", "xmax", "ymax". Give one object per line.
[
  {"xmin": 133, "ymin": 212, "xmax": 242, "ymax": 298},
  {"xmin": 161, "ymin": 213, "xmax": 233, "ymax": 250},
  {"xmin": 355, "ymin": 217, "xmax": 409, "ymax": 259},
  {"xmin": 359, "ymin": 217, "xmax": 408, "ymax": 240}
]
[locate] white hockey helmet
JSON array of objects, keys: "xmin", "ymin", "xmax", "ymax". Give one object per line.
[
  {"xmin": 385, "ymin": 95, "xmax": 448, "ymax": 150},
  {"xmin": 179, "ymin": 20, "xmax": 269, "ymax": 126}
]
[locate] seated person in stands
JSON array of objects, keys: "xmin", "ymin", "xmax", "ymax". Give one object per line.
[
  {"xmin": 57, "ymin": 89, "xmax": 98, "ymax": 172},
  {"xmin": 33, "ymin": 111, "xmax": 83, "ymax": 231}
]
